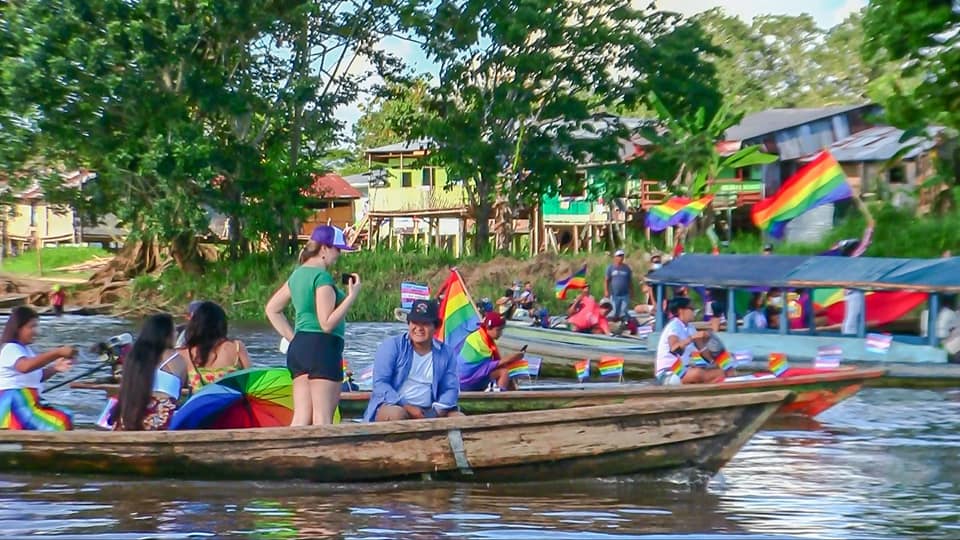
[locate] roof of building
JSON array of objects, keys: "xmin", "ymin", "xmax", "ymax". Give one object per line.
[
  {"xmin": 647, "ymin": 254, "xmax": 960, "ymax": 293},
  {"xmin": 725, "ymin": 104, "xmax": 874, "ymax": 142},
  {"xmin": 306, "ymin": 173, "xmax": 362, "ymax": 200},
  {"xmin": 366, "ymin": 139, "xmax": 433, "ymax": 155},
  {"xmin": 0, "ymin": 170, "xmax": 96, "ymax": 200},
  {"xmin": 827, "ymin": 125, "xmax": 943, "ymax": 162}
]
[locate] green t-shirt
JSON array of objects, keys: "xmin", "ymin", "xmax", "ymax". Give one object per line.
[{"xmin": 287, "ymin": 266, "xmax": 347, "ymax": 338}]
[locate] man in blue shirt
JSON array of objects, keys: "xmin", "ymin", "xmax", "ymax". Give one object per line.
[
  {"xmin": 363, "ymin": 299, "xmax": 461, "ymax": 422},
  {"xmin": 605, "ymin": 249, "xmax": 633, "ymax": 320}
]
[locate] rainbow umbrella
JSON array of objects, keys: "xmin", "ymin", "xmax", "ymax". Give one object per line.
[{"xmin": 170, "ymin": 368, "xmax": 294, "ymax": 430}]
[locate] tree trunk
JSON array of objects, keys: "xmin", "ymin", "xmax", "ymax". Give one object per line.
[
  {"xmin": 170, "ymin": 232, "xmax": 204, "ymax": 274},
  {"xmin": 473, "ymin": 199, "xmax": 492, "ymax": 256}
]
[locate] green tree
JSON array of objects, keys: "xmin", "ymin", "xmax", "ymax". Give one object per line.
[
  {"xmin": 353, "ymin": 78, "xmax": 434, "ymax": 152},
  {"xmin": 0, "ymin": 0, "xmax": 404, "ymax": 271}
]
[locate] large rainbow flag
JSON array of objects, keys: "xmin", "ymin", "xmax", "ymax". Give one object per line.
[
  {"xmin": 435, "ymin": 270, "xmax": 481, "ymax": 357},
  {"xmin": 459, "ymin": 325, "xmax": 497, "ymax": 388},
  {"xmin": 751, "ymin": 151, "xmax": 852, "ymax": 239},
  {"xmin": 555, "ymin": 265, "xmax": 588, "ymax": 299},
  {"xmin": 646, "ymin": 196, "xmax": 714, "ymax": 232}
]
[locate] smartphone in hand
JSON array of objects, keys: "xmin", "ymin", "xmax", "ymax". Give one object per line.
[
  {"xmin": 520, "ymin": 344, "xmax": 528, "ymax": 353},
  {"xmin": 341, "ymin": 273, "xmax": 353, "ymax": 285}
]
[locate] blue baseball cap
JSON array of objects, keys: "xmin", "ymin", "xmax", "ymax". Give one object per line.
[{"xmin": 310, "ymin": 225, "xmax": 355, "ymax": 251}]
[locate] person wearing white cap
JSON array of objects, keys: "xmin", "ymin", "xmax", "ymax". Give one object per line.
[
  {"xmin": 604, "ymin": 249, "xmax": 633, "ymax": 321},
  {"xmin": 265, "ymin": 225, "xmax": 361, "ymax": 426}
]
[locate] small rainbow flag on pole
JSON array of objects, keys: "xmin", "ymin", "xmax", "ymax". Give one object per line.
[
  {"xmin": 646, "ymin": 196, "xmax": 714, "ymax": 232},
  {"xmin": 751, "ymin": 151, "xmax": 852, "ymax": 239},
  {"xmin": 669, "ymin": 357, "xmax": 687, "ymax": 379},
  {"xmin": 689, "ymin": 350, "xmax": 709, "ymax": 367},
  {"xmin": 598, "ymin": 356, "xmax": 624, "ymax": 379},
  {"xmin": 435, "ymin": 270, "xmax": 481, "ymax": 357},
  {"xmin": 768, "ymin": 352, "xmax": 789, "ymax": 377},
  {"xmin": 715, "ymin": 350, "xmax": 732, "ymax": 371},
  {"xmin": 574, "ymin": 359, "xmax": 590, "ymax": 381},
  {"xmin": 508, "ymin": 359, "xmax": 530, "ymax": 378},
  {"xmin": 555, "ymin": 265, "xmax": 588, "ymax": 300}
]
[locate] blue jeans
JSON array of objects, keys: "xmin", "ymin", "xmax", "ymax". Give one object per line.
[{"xmin": 611, "ymin": 295, "xmax": 630, "ymax": 319}]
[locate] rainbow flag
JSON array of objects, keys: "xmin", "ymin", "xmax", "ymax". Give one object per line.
[
  {"xmin": 459, "ymin": 327, "xmax": 498, "ymax": 388},
  {"xmin": 0, "ymin": 388, "xmax": 73, "ymax": 431},
  {"xmin": 598, "ymin": 356, "xmax": 624, "ymax": 378},
  {"xmin": 507, "ymin": 359, "xmax": 529, "ymax": 378},
  {"xmin": 555, "ymin": 265, "xmax": 588, "ymax": 300},
  {"xmin": 574, "ymin": 359, "xmax": 590, "ymax": 381},
  {"xmin": 768, "ymin": 353, "xmax": 788, "ymax": 377},
  {"xmin": 715, "ymin": 350, "xmax": 732, "ymax": 371},
  {"xmin": 435, "ymin": 270, "xmax": 481, "ymax": 357},
  {"xmin": 645, "ymin": 196, "xmax": 714, "ymax": 232},
  {"xmin": 689, "ymin": 350, "xmax": 709, "ymax": 367},
  {"xmin": 669, "ymin": 357, "xmax": 687, "ymax": 378},
  {"xmin": 751, "ymin": 151, "xmax": 852, "ymax": 239}
]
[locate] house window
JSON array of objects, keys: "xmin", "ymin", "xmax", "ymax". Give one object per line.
[
  {"xmin": 401, "ymin": 171, "xmax": 412, "ymax": 187},
  {"xmin": 29, "ymin": 202, "xmax": 37, "ymax": 227},
  {"xmin": 422, "ymin": 167, "xmax": 434, "ymax": 187},
  {"xmin": 888, "ymin": 166, "xmax": 906, "ymax": 184}
]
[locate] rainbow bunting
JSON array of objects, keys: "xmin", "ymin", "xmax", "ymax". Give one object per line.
[
  {"xmin": 715, "ymin": 350, "xmax": 732, "ymax": 371},
  {"xmin": 555, "ymin": 265, "xmax": 588, "ymax": 300},
  {"xmin": 751, "ymin": 151, "xmax": 852, "ymax": 239},
  {"xmin": 768, "ymin": 353, "xmax": 788, "ymax": 377},
  {"xmin": 598, "ymin": 356, "xmax": 624, "ymax": 378},
  {"xmin": 507, "ymin": 359, "xmax": 530, "ymax": 378},
  {"xmin": 669, "ymin": 357, "xmax": 687, "ymax": 379},
  {"xmin": 646, "ymin": 196, "xmax": 714, "ymax": 232},
  {"xmin": 435, "ymin": 270, "xmax": 481, "ymax": 357},
  {"xmin": 574, "ymin": 359, "xmax": 590, "ymax": 381}
]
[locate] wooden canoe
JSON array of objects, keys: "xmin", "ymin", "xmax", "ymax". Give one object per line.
[
  {"xmin": 0, "ymin": 390, "xmax": 790, "ymax": 482},
  {"xmin": 72, "ymin": 367, "xmax": 881, "ymax": 420}
]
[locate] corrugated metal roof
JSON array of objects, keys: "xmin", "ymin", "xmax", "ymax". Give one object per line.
[
  {"xmin": 725, "ymin": 104, "xmax": 873, "ymax": 142},
  {"xmin": 828, "ymin": 125, "xmax": 943, "ymax": 162},
  {"xmin": 365, "ymin": 139, "xmax": 433, "ymax": 154},
  {"xmin": 647, "ymin": 254, "xmax": 960, "ymax": 292}
]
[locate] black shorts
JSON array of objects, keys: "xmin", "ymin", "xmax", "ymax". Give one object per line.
[{"xmin": 286, "ymin": 332, "xmax": 344, "ymax": 381}]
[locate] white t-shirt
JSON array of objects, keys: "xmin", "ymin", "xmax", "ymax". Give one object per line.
[
  {"xmin": 0, "ymin": 342, "xmax": 42, "ymax": 391},
  {"xmin": 656, "ymin": 318, "xmax": 696, "ymax": 374},
  {"xmin": 398, "ymin": 351, "xmax": 433, "ymax": 408}
]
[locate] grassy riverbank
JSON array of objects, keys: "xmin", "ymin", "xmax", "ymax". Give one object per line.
[{"xmin": 0, "ymin": 246, "xmax": 110, "ymax": 279}]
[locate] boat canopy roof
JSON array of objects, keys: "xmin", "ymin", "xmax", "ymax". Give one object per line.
[{"xmin": 646, "ymin": 254, "xmax": 960, "ymax": 293}]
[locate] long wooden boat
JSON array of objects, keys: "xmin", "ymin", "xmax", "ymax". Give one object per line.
[
  {"xmin": 0, "ymin": 391, "xmax": 790, "ymax": 482},
  {"xmin": 72, "ymin": 367, "xmax": 880, "ymax": 420}
]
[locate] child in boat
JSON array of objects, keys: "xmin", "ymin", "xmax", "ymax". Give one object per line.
[
  {"xmin": 113, "ymin": 314, "xmax": 189, "ymax": 431},
  {"xmin": 458, "ymin": 312, "xmax": 526, "ymax": 392},
  {"xmin": 0, "ymin": 307, "xmax": 76, "ymax": 430},
  {"xmin": 178, "ymin": 301, "xmax": 251, "ymax": 393}
]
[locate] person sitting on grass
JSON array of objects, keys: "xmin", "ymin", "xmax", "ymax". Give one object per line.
[{"xmin": 364, "ymin": 300, "xmax": 461, "ymax": 422}]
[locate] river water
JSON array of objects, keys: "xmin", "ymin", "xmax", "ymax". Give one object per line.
[{"xmin": 2, "ymin": 316, "xmax": 959, "ymax": 539}]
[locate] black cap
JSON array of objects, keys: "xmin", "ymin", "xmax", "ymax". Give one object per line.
[
  {"xmin": 408, "ymin": 299, "xmax": 440, "ymax": 324},
  {"xmin": 668, "ymin": 297, "xmax": 693, "ymax": 315}
]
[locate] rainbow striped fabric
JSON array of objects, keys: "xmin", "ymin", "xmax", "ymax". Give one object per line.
[
  {"xmin": 645, "ymin": 196, "xmax": 714, "ymax": 232},
  {"xmin": 574, "ymin": 359, "xmax": 590, "ymax": 381},
  {"xmin": 715, "ymin": 350, "xmax": 732, "ymax": 371},
  {"xmin": 507, "ymin": 359, "xmax": 529, "ymax": 378},
  {"xmin": 768, "ymin": 353, "xmax": 789, "ymax": 377},
  {"xmin": 555, "ymin": 265, "xmax": 588, "ymax": 300},
  {"xmin": 598, "ymin": 356, "xmax": 624, "ymax": 378},
  {"xmin": 436, "ymin": 270, "xmax": 481, "ymax": 357},
  {"xmin": 689, "ymin": 350, "xmax": 709, "ymax": 367},
  {"xmin": 0, "ymin": 388, "xmax": 72, "ymax": 431},
  {"xmin": 751, "ymin": 151, "xmax": 852, "ymax": 239},
  {"xmin": 459, "ymin": 328, "xmax": 498, "ymax": 389},
  {"xmin": 669, "ymin": 357, "xmax": 687, "ymax": 378}
]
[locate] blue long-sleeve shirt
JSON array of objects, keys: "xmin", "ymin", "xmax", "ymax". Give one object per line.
[{"xmin": 362, "ymin": 333, "xmax": 460, "ymax": 422}]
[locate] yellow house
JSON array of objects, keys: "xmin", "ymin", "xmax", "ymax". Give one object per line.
[{"xmin": 0, "ymin": 170, "xmax": 93, "ymax": 250}]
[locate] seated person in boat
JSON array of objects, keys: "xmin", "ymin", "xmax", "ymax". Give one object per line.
[
  {"xmin": 568, "ymin": 296, "xmax": 613, "ymax": 335},
  {"xmin": 655, "ymin": 298, "xmax": 723, "ymax": 385},
  {"xmin": 178, "ymin": 301, "xmax": 251, "ymax": 393},
  {"xmin": 175, "ymin": 300, "xmax": 203, "ymax": 348},
  {"xmin": 0, "ymin": 307, "xmax": 76, "ymax": 431},
  {"xmin": 364, "ymin": 299, "xmax": 461, "ymax": 422},
  {"xmin": 113, "ymin": 314, "xmax": 190, "ymax": 431},
  {"xmin": 742, "ymin": 292, "xmax": 768, "ymax": 330},
  {"xmin": 517, "ymin": 281, "xmax": 537, "ymax": 315},
  {"xmin": 495, "ymin": 288, "xmax": 517, "ymax": 320},
  {"xmin": 566, "ymin": 285, "xmax": 594, "ymax": 317},
  {"xmin": 458, "ymin": 312, "xmax": 527, "ymax": 392}
]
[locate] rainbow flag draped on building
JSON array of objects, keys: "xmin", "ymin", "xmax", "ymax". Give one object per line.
[
  {"xmin": 435, "ymin": 270, "xmax": 481, "ymax": 357},
  {"xmin": 646, "ymin": 196, "xmax": 714, "ymax": 232},
  {"xmin": 751, "ymin": 151, "xmax": 852, "ymax": 239},
  {"xmin": 555, "ymin": 265, "xmax": 588, "ymax": 299}
]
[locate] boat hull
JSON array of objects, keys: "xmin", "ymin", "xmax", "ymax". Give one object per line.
[{"xmin": 0, "ymin": 391, "xmax": 788, "ymax": 482}]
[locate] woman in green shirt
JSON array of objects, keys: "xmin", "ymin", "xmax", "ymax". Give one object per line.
[{"xmin": 265, "ymin": 225, "xmax": 361, "ymax": 425}]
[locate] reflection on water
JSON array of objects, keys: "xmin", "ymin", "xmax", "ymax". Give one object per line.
[{"xmin": 3, "ymin": 317, "xmax": 960, "ymax": 538}]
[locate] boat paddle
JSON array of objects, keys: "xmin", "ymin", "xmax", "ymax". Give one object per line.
[{"xmin": 43, "ymin": 342, "xmax": 120, "ymax": 393}]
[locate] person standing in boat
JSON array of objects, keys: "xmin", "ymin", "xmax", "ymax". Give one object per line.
[
  {"xmin": 458, "ymin": 312, "xmax": 527, "ymax": 392},
  {"xmin": 654, "ymin": 298, "xmax": 723, "ymax": 385},
  {"xmin": 266, "ymin": 225, "xmax": 360, "ymax": 426},
  {"xmin": 50, "ymin": 285, "xmax": 66, "ymax": 316},
  {"xmin": 113, "ymin": 314, "xmax": 189, "ymax": 431},
  {"xmin": 364, "ymin": 299, "xmax": 461, "ymax": 421},
  {"xmin": 605, "ymin": 249, "xmax": 633, "ymax": 321},
  {"xmin": 0, "ymin": 307, "xmax": 76, "ymax": 430},
  {"xmin": 178, "ymin": 301, "xmax": 252, "ymax": 393}
]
